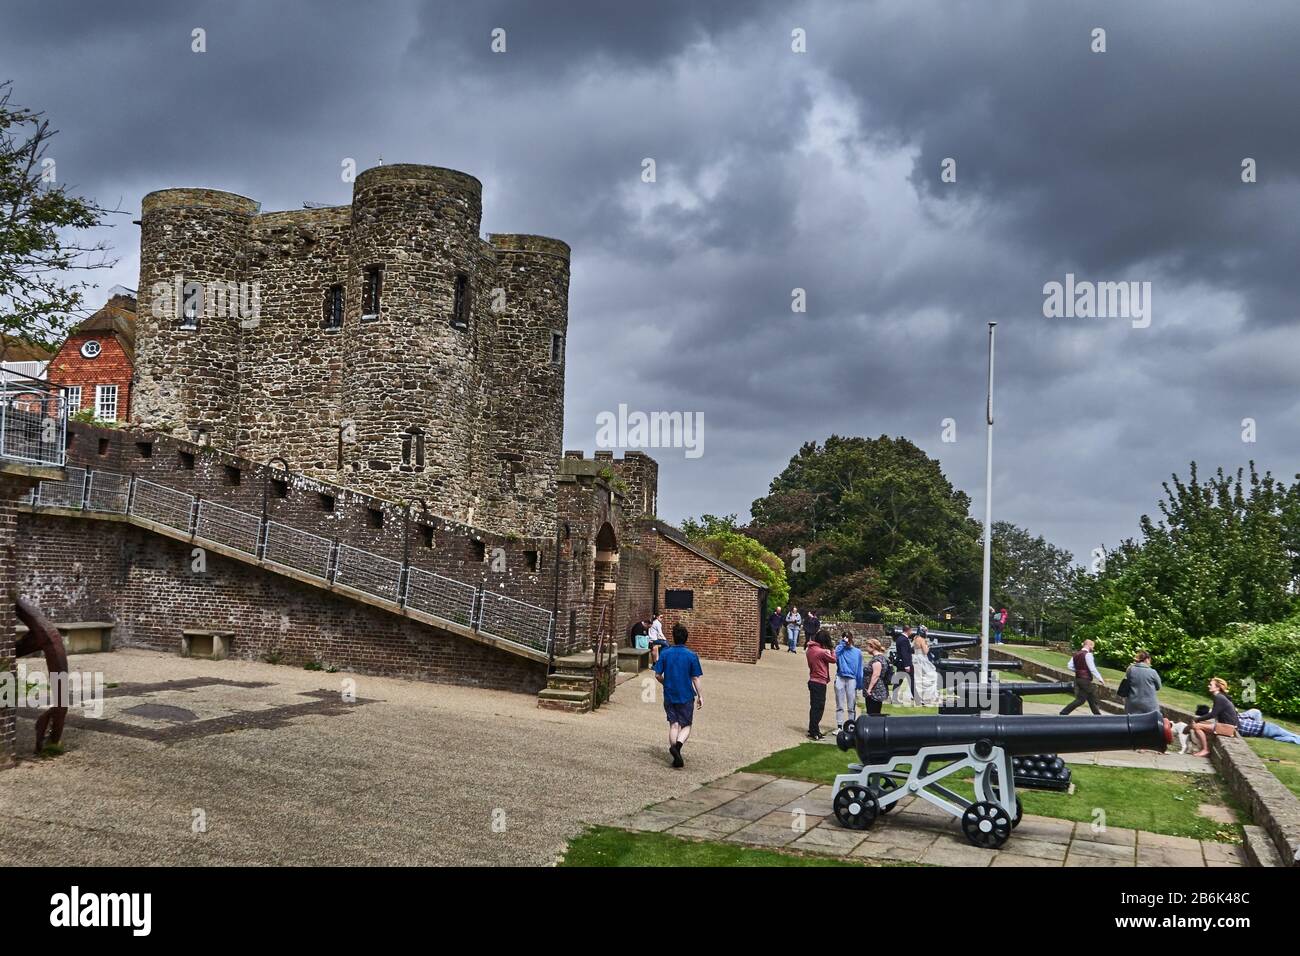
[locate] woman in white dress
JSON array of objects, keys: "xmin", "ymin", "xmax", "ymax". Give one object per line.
[{"xmin": 912, "ymin": 630, "xmax": 939, "ymax": 706}]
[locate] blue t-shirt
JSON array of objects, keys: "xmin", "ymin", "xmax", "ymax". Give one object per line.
[{"xmin": 654, "ymin": 645, "xmax": 703, "ymax": 704}]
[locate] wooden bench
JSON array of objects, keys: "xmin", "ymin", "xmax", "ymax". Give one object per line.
[
  {"xmin": 181, "ymin": 630, "xmax": 235, "ymax": 661},
  {"xmin": 15, "ymin": 620, "xmax": 114, "ymax": 654}
]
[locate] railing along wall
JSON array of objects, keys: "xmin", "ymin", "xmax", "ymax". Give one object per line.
[{"xmin": 22, "ymin": 467, "xmax": 555, "ymax": 656}]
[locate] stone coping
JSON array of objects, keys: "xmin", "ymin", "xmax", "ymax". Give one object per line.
[{"xmin": 992, "ymin": 646, "xmax": 1300, "ymax": 866}]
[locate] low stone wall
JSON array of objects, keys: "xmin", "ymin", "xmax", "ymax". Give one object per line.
[{"xmin": 989, "ymin": 646, "xmax": 1300, "ymax": 867}]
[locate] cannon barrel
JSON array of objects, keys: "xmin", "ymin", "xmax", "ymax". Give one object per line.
[
  {"xmin": 929, "ymin": 636, "xmax": 978, "ymax": 654},
  {"xmin": 935, "ymin": 658, "xmax": 1022, "ymax": 673},
  {"xmin": 996, "ymin": 680, "xmax": 1075, "ymax": 697},
  {"xmin": 839, "ymin": 712, "xmax": 1171, "ymax": 763}
]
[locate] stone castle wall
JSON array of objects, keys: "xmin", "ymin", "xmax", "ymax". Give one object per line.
[{"xmin": 132, "ymin": 165, "xmax": 568, "ymax": 539}]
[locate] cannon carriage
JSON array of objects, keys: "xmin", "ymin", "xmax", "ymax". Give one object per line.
[{"xmin": 831, "ymin": 712, "xmax": 1172, "ymax": 848}]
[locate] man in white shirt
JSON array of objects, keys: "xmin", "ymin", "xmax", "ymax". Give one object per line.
[{"xmin": 1060, "ymin": 639, "xmax": 1106, "ymax": 715}]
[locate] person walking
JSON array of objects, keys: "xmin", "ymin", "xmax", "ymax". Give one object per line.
[
  {"xmin": 1191, "ymin": 677, "xmax": 1239, "ymax": 757},
  {"xmin": 863, "ymin": 638, "xmax": 889, "ymax": 716},
  {"xmin": 805, "ymin": 633, "xmax": 836, "ymax": 739},
  {"xmin": 804, "ymin": 608, "xmax": 821, "ymax": 649},
  {"xmin": 785, "ymin": 606, "xmax": 803, "ymax": 653},
  {"xmin": 892, "ymin": 625, "xmax": 917, "ymax": 704},
  {"xmin": 653, "ymin": 623, "xmax": 703, "ymax": 768},
  {"xmin": 833, "ymin": 631, "xmax": 864, "ymax": 728},
  {"xmin": 768, "ymin": 606, "xmax": 784, "ymax": 650},
  {"xmin": 1120, "ymin": 649, "xmax": 1162, "ymax": 715},
  {"xmin": 1060, "ymin": 639, "xmax": 1106, "ymax": 715}
]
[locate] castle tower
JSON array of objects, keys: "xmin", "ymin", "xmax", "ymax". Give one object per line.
[
  {"xmin": 337, "ymin": 165, "xmax": 492, "ymax": 517},
  {"xmin": 478, "ymin": 234, "xmax": 570, "ymax": 537},
  {"xmin": 134, "ymin": 189, "xmax": 257, "ymax": 447}
]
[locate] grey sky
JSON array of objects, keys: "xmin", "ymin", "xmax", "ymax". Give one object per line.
[{"xmin": 5, "ymin": 0, "xmax": 1299, "ymax": 563}]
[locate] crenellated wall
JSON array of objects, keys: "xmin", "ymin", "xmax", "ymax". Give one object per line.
[{"xmin": 132, "ymin": 164, "xmax": 569, "ymax": 539}]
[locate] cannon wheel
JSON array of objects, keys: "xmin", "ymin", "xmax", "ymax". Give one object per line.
[
  {"xmin": 983, "ymin": 767, "xmax": 1024, "ymax": 828},
  {"xmin": 833, "ymin": 785, "xmax": 879, "ymax": 830},
  {"xmin": 961, "ymin": 801, "xmax": 1012, "ymax": 849},
  {"xmin": 867, "ymin": 774, "xmax": 899, "ymax": 814}
]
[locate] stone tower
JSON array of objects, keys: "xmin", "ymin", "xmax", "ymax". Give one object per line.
[{"xmin": 131, "ymin": 164, "xmax": 570, "ymax": 537}]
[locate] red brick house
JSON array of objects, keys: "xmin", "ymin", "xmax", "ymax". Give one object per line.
[
  {"xmin": 45, "ymin": 292, "xmax": 136, "ymax": 423},
  {"xmin": 639, "ymin": 522, "xmax": 768, "ymax": 663}
]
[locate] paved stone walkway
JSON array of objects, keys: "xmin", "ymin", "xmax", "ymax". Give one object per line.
[{"xmin": 615, "ymin": 772, "xmax": 1247, "ymax": 867}]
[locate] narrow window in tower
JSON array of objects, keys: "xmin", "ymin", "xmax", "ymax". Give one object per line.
[
  {"xmin": 361, "ymin": 265, "xmax": 383, "ymax": 321},
  {"xmin": 323, "ymin": 284, "xmax": 344, "ymax": 330},
  {"xmin": 451, "ymin": 273, "xmax": 470, "ymax": 331},
  {"xmin": 179, "ymin": 283, "xmax": 200, "ymax": 330},
  {"xmin": 550, "ymin": 331, "xmax": 563, "ymax": 366},
  {"xmin": 400, "ymin": 427, "xmax": 425, "ymax": 470}
]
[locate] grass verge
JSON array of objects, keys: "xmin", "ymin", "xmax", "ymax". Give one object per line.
[{"xmin": 559, "ymin": 825, "xmax": 874, "ymax": 867}]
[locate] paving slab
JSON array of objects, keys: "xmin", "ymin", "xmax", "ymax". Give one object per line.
[
  {"xmin": 617, "ymin": 810, "xmax": 695, "ymax": 833},
  {"xmin": 1002, "ymin": 837, "xmax": 1069, "ymax": 862},
  {"xmin": 1014, "ymin": 815, "xmax": 1076, "ymax": 844},
  {"xmin": 1136, "ymin": 845, "xmax": 1206, "ymax": 867},
  {"xmin": 709, "ymin": 798, "xmax": 785, "ymax": 821},
  {"xmin": 918, "ymin": 844, "xmax": 995, "ymax": 867},
  {"xmin": 724, "ymin": 823, "xmax": 802, "ymax": 848},
  {"xmin": 991, "ymin": 852, "xmax": 1060, "ymax": 867},
  {"xmin": 1065, "ymin": 840, "xmax": 1137, "ymax": 863},
  {"xmin": 703, "ymin": 772, "xmax": 776, "ymax": 793},
  {"xmin": 850, "ymin": 841, "xmax": 930, "ymax": 864},
  {"xmin": 1071, "ymin": 825, "xmax": 1137, "ymax": 847},
  {"xmin": 666, "ymin": 812, "xmax": 750, "ymax": 836},
  {"xmin": 1136, "ymin": 831, "xmax": 1202, "ymax": 851},
  {"xmin": 757, "ymin": 809, "xmax": 828, "ymax": 829},
  {"xmin": 1201, "ymin": 842, "xmax": 1246, "ymax": 867},
  {"xmin": 790, "ymin": 825, "xmax": 869, "ymax": 856}
]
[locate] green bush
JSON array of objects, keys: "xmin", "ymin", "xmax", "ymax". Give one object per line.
[{"xmin": 1166, "ymin": 618, "xmax": 1300, "ymax": 718}]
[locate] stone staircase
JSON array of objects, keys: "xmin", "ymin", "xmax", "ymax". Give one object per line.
[{"xmin": 537, "ymin": 651, "xmax": 622, "ymax": 713}]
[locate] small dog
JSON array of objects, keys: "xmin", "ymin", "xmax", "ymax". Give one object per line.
[{"xmin": 1170, "ymin": 721, "xmax": 1193, "ymax": 754}]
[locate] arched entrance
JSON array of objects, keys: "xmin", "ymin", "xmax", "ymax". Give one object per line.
[{"xmin": 592, "ymin": 522, "xmax": 618, "ymax": 646}]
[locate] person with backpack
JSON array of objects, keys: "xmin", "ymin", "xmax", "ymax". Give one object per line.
[
  {"xmin": 993, "ymin": 607, "xmax": 1008, "ymax": 644},
  {"xmin": 863, "ymin": 638, "xmax": 890, "ymax": 716},
  {"xmin": 833, "ymin": 631, "xmax": 864, "ymax": 728},
  {"xmin": 805, "ymin": 632, "xmax": 837, "ymax": 739},
  {"xmin": 1060, "ymin": 639, "xmax": 1106, "ymax": 715}
]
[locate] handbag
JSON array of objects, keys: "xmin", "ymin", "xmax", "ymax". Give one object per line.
[
  {"xmin": 1212, "ymin": 722, "xmax": 1238, "ymax": 738},
  {"xmin": 1117, "ymin": 673, "xmax": 1132, "ymax": 698}
]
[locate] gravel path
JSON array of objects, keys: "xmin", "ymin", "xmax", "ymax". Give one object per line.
[{"xmin": 1, "ymin": 646, "xmax": 819, "ymax": 865}]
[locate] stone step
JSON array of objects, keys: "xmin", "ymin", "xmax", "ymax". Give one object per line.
[
  {"xmin": 1243, "ymin": 825, "xmax": 1284, "ymax": 867},
  {"xmin": 536, "ymin": 687, "xmax": 592, "ymax": 714},
  {"xmin": 547, "ymin": 673, "xmax": 594, "ymax": 692}
]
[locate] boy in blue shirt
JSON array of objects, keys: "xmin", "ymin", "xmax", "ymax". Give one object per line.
[{"xmin": 653, "ymin": 623, "xmax": 703, "ymax": 768}]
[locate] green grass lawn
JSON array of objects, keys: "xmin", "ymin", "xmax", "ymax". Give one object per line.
[
  {"xmin": 1246, "ymin": 738, "xmax": 1300, "ymax": 799},
  {"xmin": 559, "ymin": 825, "xmax": 878, "ymax": 867},
  {"xmin": 1000, "ymin": 645, "xmax": 1300, "ymax": 733},
  {"xmin": 741, "ymin": 741, "xmax": 1243, "ymax": 842}
]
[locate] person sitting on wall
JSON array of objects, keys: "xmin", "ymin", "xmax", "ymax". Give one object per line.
[
  {"xmin": 629, "ymin": 617, "xmax": 650, "ymax": 651},
  {"xmin": 1191, "ymin": 677, "xmax": 1239, "ymax": 757},
  {"xmin": 647, "ymin": 612, "xmax": 668, "ymax": 663}
]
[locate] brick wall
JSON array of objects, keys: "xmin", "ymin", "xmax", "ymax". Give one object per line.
[
  {"xmin": 0, "ymin": 475, "xmax": 22, "ymax": 766},
  {"xmin": 638, "ymin": 528, "xmax": 765, "ymax": 664},
  {"xmin": 15, "ymin": 512, "xmax": 548, "ymax": 693}
]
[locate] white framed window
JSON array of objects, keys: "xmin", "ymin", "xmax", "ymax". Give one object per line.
[
  {"xmin": 63, "ymin": 386, "xmax": 82, "ymax": 414},
  {"xmin": 95, "ymin": 384, "xmax": 118, "ymax": 422}
]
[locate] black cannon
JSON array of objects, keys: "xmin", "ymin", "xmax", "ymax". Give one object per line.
[
  {"xmin": 927, "ymin": 635, "xmax": 978, "ymax": 660},
  {"xmin": 938, "ymin": 679, "xmax": 1075, "ymax": 716},
  {"xmin": 935, "ymin": 657, "xmax": 1022, "ymax": 674},
  {"xmin": 830, "ymin": 712, "xmax": 1172, "ymax": 848}
]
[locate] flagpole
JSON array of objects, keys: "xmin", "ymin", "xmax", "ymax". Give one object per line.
[{"xmin": 980, "ymin": 322, "xmax": 997, "ymax": 688}]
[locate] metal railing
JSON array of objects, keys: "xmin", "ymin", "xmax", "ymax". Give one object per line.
[
  {"xmin": 0, "ymin": 368, "xmax": 66, "ymax": 468},
  {"xmin": 477, "ymin": 589, "xmax": 555, "ymax": 653},
  {"xmin": 24, "ymin": 465, "xmax": 554, "ymax": 654}
]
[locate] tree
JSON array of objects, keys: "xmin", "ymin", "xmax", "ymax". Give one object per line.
[
  {"xmin": 680, "ymin": 513, "xmax": 790, "ymax": 612},
  {"xmin": 0, "ymin": 81, "xmax": 117, "ymax": 359},
  {"xmin": 747, "ymin": 435, "xmax": 982, "ymax": 618},
  {"xmin": 991, "ymin": 520, "xmax": 1076, "ymax": 639}
]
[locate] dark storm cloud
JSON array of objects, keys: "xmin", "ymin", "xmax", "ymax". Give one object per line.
[{"xmin": 3, "ymin": 0, "xmax": 1299, "ymax": 564}]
